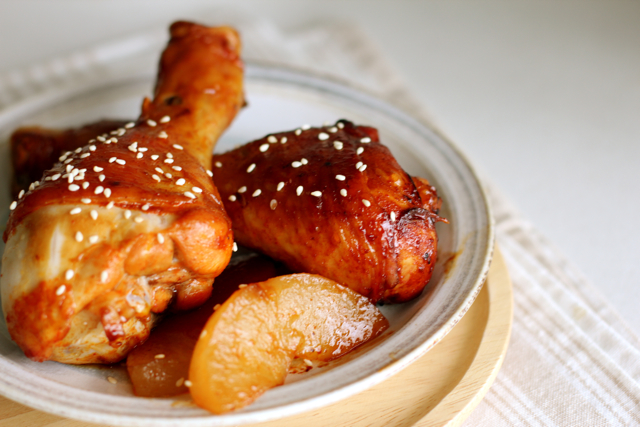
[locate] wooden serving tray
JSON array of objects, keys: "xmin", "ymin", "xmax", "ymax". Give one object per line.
[{"xmin": 0, "ymin": 248, "xmax": 512, "ymax": 427}]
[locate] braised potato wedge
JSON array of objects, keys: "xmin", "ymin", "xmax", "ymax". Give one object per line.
[{"xmin": 189, "ymin": 273, "xmax": 389, "ymax": 414}]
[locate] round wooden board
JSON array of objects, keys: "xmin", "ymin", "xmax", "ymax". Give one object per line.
[{"xmin": 0, "ymin": 248, "xmax": 512, "ymax": 427}]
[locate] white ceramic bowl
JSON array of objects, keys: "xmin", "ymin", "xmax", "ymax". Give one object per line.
[{"xmin": 0, "ymin": 64, "xmax": 494, "ymax": 426}]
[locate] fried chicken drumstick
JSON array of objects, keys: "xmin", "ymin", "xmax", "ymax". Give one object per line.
[
  {"xmin": 1, "ymin": 22, "xmax": 244, "ymax": 363},
  {"xmin": 213, "ymin": 121, "xmax": 446, "ymax": 303}
]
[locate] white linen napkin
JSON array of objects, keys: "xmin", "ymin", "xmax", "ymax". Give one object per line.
[{"xmin": 1, "ymin": 12, "xmax": 639, "ymax": 426}]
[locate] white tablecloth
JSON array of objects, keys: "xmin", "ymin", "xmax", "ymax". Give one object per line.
[{"xmin": 1, "ymin": 12, "xmax": 639, "ymax": 426}]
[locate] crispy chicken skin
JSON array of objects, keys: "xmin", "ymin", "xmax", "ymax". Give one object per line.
[
  {"xmin": 1, "ymin": 22, "xmax": 244, "ymax": 363},
  {"xmin": 212, "ymin": 121, "xmax": 446, "ymax": 303}
]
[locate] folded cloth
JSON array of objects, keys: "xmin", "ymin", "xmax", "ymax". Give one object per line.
[{"xmin": 1, "ymin": 12, "xmax": 639, "ymax": 426}]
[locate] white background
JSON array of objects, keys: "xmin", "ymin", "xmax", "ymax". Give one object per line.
[{"xmin": 1, "ymin": 0, "xmax": 639, "ymax": 334}]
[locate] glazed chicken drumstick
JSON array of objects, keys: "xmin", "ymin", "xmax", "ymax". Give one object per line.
[
  {"xmin": 1, "ymin": 22, "xmax": 244, "ymax": 363},
  {"xmin": 213, "ymin": 121, "xmax": 446, "ymax": 304}
]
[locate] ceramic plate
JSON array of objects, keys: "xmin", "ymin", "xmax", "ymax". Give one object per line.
[{"xmin": 0, "ymin": 64, "xmax": 494, "ymax": 426}]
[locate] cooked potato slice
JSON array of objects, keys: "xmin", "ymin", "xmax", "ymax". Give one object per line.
[{"xmin": 189, "ymin": 273, "xmax": 389, "ymax": 414}]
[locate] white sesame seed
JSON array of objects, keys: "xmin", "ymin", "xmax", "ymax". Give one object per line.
[
  {"xmin": 116, "ymin": 159, "xmax": 126, "ymax": 165},
  {"xmin": 232, "ymin": 242, "xmax": 238, "ymax": 252},
  {"xmin": 172, "ymin": 166, "xmax": 182, "ymax": 171},
  {"xmin": 281, "ymin": 137, "xmax": 287, "ymax": 143},
  {"xmin": 336, "ymin": 174, "xmax": 346, "ymax": 181},
  {"xmin": 301, "ymin": 124, "xmax": 311, "ymax": 130},
  {"xmin": 166, "ymin": 153, "xmax": 174, "ymax": 159},
  {"xmin": 173, "ymin": 144, "xmax": 184, "ymax": 151},
  {"xmin": 295, "ymin": 129, "xmax": 302, "ymax": 136},
  {"xmin": 134, "ymin": 216, "xmax": 144, "ymax": 223},
  {"xmin": 59, "ymin": 154, "xmax": 68, "ymax": 162},
  {"xmin": 75, "ymin": 147, "xmax": 82, "ymax": 154},
  {"xmin": 138, "ymin": 147, "xmax": 148, "ymax": 152},
  {"xmin": 160, "ymin": 115, "xmax": 170, "ymax": 123},
  {"xmin": 128, "ymin": 142, "xmax": 138, "ymax": 152},
  {"xmin": 151, "ymin": 154, "xmax": 159, "ymax": 160},
  {"xmin": 340, "ymin": 189, "xmax": 347, "ymax": 197},
  {"xmin": 124, "ymin": 210, "xmax": 131, "ymax": 219},
  {"xmin": 164, "ymin": 159, "xmax": 174, "ymax": 164},
  {"xmin": 333, "ymin": 141, "xmax": 344, "ymax": 150},
  {"xmin": 68, "ymin": 184, "xmax": 80, "ymax": 192},
  {"xmin": 360, "ymin": 137, "xmax": 371, "ymax": 143},
  {"xmin": 296, "ymin": 186, "xmax": 303, "ymax": 196},
  {"xmin": 184, "ymin": 380, "xmax": 192, "ymax": 387},
  {"xmin": 238, "ymin": 284, "xmax": 247, "ymax": 289},
  {"xmin": 356, "ymin": 161, "xmax": 363, "ymax": 169},
  {"xmin": 94, "ymin": 166, "xmax": 103, "ymax": 172},
  {"xmin": 97, "ymin": 136, "xmax": 106, "ymax": 142},
  {"xmin": 323, "ymin": 121, "xmax": 332, "ymax": 126},
  {"xmin": 337, "ymin": 122, "xmax": 345, "ymax": 129},
  {"xmin": 238, "ymin": 186, "xmax": 247, "ymax": 193},
  {"xmin": 184, "ymin": 192, "xmax": 196, "ymax": 199},
  {"xmin": 81, "ymin": 198, "xmax": 91, "ymax": 204},
  {"xmin": 164, "ymin": 173, "xmax": 172, "ymax": 179},
  {"xmin": 154, "ymin": 167, "xmax": 163, "ymax": 174},
  {"xmin": 158, "ymin": 131, "xmax": 168, "ymax": 139},
  {"xmin": 172, "ymin": 178, "xmax": 185, "ymax": 186},
  {"xmin": 154, "ymin": 354, "xmax": 165, "ymax": 359},
  {"xmin": 18, "ymin": 190, "xmax": 24, "ymax": 199},
  {"xmin": 147, "ymin": 119, "xmax": 157, "ymax": 127},
  {"xmin": 86, "ymin": 235, "xmax": 98, "ymax": 244},
  {"xmin": 70, "ymin": 207, "xmax": 82, "ymax": 215},
  {"xmin": 117, "ymin": 128, "xmax": 126, "ymax": 136},
  {"xmin": 99, "ymin": 174, "xmax": 105, "ymax": 182},
  {"xmin": 107, "ymin": 201, "xmax": 114, "ymax": 209},
  {"xmin": 215, "ymin": 161, "xmax": 222, "ymax": 168},
  {"xmin": 357, "ymin": 147, "xmax": 364, "ymax": 155},
  {"xmin": 125, "ymin": 122, "xmax": 135, "ymax": 128},
  {"xmin": 109, "ymin": 138, "xmax": 118, "ymax": 144},
  {"xmin": 329, "ymin": 126, "xmax": 338, "ymax": 133},
  {"xmin": 51, "ymin": 173, "xmax": 61, "ymax": 181},
  {"xmin": 270, "ymin": 199, "xmax": 277, "ymax": 210},
  {"xmin": 141, "ymin": 203, "xmax": 150, "ymax": 211},
  {"xmin": 252, "ymin": 189, "xmax": 261, "ymax": 197},
  {"xmin": 136, "ymin": 152, "xmax": 143, "ymax": 159},
  {"xmin": 9, "ymin": 201, "xmax": 17, "ymax": 210},
  {"xmin": 311, "ymin": 191, "xmax": 322, "ymax": 197},
  {"xmin": 101, "ymin": 270, "xmax": 109, "ymax": 283},
  {"xmin": 104, "ymin": 188, "xmax": 111, "ymax": 198},
  {"xmin": 152, "ymin": 174, "xmax": 161, "ymax": 182},
  {"xmin": 89, "ymin": 145, "xmax": 96, "ymax": 151},
  {"xmin": 301, "ymin": 158, "xmax": 308, "ymax": 165},
  {"xmin": 80, "ymin": 153, "xmax": 90, "ymax": 159},
  {"xmin": 107, "ymin": 377, "xmax": 117, "ymax": 385},
  {"xmin": 75, "ymin": 231, "xmax": 83, "ymax": 242},
  {"xmin": 267, "ymin": 136, "xmax": 277, "ymax": 143},
  {"xmin": 45, "ymin": 176, "xmax": 51, "ymax": 181},
  {"xmin": 277, "ymin": 182, "xmax": 285, "ymax": 191},
  {"xmin": 109, "ymin": 157, "xmax": 116, "ymax": 163},
  {"xmin": 259, "ymin": 143, "xmax": 269, "ymax": 152},
  {"xmin": 318, "ymin": 132, "xmax": 329, "ymax": 140},
  {"xmin": 65, "ymin": 269, "xmax": 74, "ymax": 280},
  {"xmin": 91, "ymin": 210, "xmax": 98, "ymax": 220},
  {"xmin": 29, "ymin": 183, "xmax": 35, "ymax": 191},
  {"xmin": 246, "ymin": 163, "xmax": 256, "ymax": 173},
  {"xmin": 55, "ymin": 285, "xmax": 66, "ymax": 296},
  {"xmin": 292, "ymin": 161, "xmax": 302, "ymax": 168},
  {"xmin": 390, "ymin": 212, "xmax": 396, "ymax": 222},
  {"xmin": 362, "ymin": 199, "xmax": 371, "ymax": 207},
  {"xmin": 66, "ymin": 165, "xmax": 74, "ymax": 173},
  {"xmin": 206, "ymin": 169, "xmax": 212, "ymax": 177},
  {"xmin": 82, "ymin": 182, "xmax": 90, "ymax": 189},
  {"xmin": 228, "ymin": 195, "xmax": 237, "ymax": 202},
  {"xmin": 190, "ymin": 187, "xmax": 202, "ymax": 194},
  {"xmin": 359, "ymin": 164, "xmax": 367, "ymax": 172}
]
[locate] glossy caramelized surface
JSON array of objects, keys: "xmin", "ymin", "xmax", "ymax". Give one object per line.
[
  {"xmin": 189, "ymin": 273, "xmax": 389, "ymax": 414},
  {"xmin": 1, "ymin": 22, "xmax": 244, "ymax": 363},
  {"xmin": 212, "ymin": 120, "xmax": 446, "ymax": 303},
  {"xmin": 126, "ymin": 254, "xmax": 278, "ymax": 398}
]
